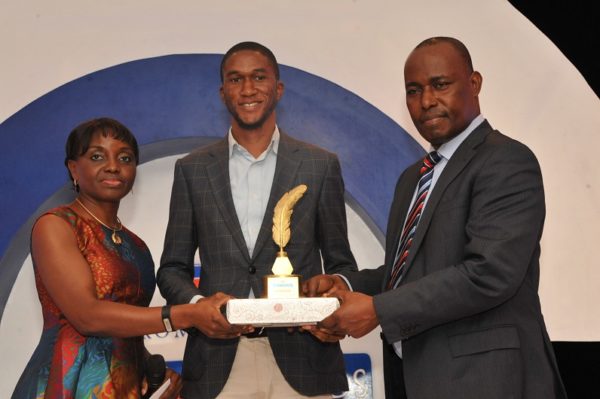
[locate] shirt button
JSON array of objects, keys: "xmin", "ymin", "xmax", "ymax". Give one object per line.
[{"xmin": 248, "ymin": 266, "xmax": 256, "ymax": 274}]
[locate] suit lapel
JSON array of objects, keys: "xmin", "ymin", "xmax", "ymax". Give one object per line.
[
  {"xmin": 252, "ymin": 133, "xmax": 302, "ymax": 260},
  {"xmin": 401, "ymin": 121, "xmax": 492, "ymax": 280},
  {"xmin": 205, "ymin": 137, "xmax": 251, "ymax": 262}
]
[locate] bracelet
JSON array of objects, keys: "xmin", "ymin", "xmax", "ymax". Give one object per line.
[{"xmin": 161, "ymin": 305, "xmax": 173, "ymax": 332}]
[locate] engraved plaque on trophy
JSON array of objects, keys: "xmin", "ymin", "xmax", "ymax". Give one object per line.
[{"xmin": 226, "ymin": 184, "xmax": 339, "ymax": 326}]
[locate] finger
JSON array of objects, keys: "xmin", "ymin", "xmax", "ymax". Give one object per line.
[
  {"xmin": 212, "ymin": 307, "xmax": 234, "ymax": 326},
  {"xmin": 301, "ymin": 280, "xmax": 311, "ymax": 296},
  {"xmin": 200, "ymin": 313, "xmax": 237, "ymax": 338},
  {"xmin": 298, "ymin": 324, "xmax": 316, "ymax": 332},
  {"xmin": 317, "ymin": 279, "xmax": 332, "ymax": 297},
  {"xmin": 313, "ymin": 325, "xmax": 337, "ymax": 335},
  {"xmin": 313, "ymin": 324, "xmax": 345, "ymax": 339},
  {"xmin": 317, "ymin": 314, "xmax": 337, "ymax": 330},
  {"xmin": 240, "ymin": 325, "xmax": 254, "ymax": 334},
  {"xmin": 310, "ymin": 329, "xmax": 345, "ymax": 343},
  {"xmin": 212, "ymin": 292, "xmax": 234, "ymax": 307},
  {"xmin": 332, "ymin": 289, "xmax": 349, "ymax": 302},
  {"xmin": 303, "ymin": 277, "xmax": 322, "ymax": 297}
]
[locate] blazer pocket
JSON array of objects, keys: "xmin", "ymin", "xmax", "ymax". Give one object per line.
[
  {"xmin": 449, "ymin": 325, "xmax": 520, "ymax": 357},
  {"xmin": 448, "ymin": 326, "xmax": 524, "ymax": 398}
]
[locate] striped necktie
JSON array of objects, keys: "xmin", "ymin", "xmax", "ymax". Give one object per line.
[{"xmin": 387, "ymin": 151, "xmax": 442, "ymax": 290}]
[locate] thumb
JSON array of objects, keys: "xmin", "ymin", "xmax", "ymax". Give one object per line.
[
  {"xmin": 333, "ymin": 289, "xmax": 348, "ymax": 303},
  {"xmin": 318, "ymin": 314, "xmax": 336, "ymax": 330}
]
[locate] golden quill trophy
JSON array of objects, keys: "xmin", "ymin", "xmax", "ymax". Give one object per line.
[
  {"xmin": 226, "ymin": 184, "xmax": 339, "ymax": 326},
  {"xmin": 263, "ymin": 184, "xmax": 307, "ymax": 298}
]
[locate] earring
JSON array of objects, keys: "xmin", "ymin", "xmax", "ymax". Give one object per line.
[{"xmin": 73, "ymin": 179, "xmax": 79, "ymax": 192}]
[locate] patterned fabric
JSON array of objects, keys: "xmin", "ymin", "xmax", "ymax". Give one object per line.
[
  {"xmin": 13, "ymin": 206, "xmax": 156, "ymax": 399},
  {"xmin": 158, "ymin": 133, "xmax": 355, "ymax": 398},
  {"xmin": 388, "ymin": 151, "xmax": 441, "ymax": 290}
]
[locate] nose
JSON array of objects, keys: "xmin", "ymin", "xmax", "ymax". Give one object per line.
[
  {"xmin": 241, "ymin": 78, "xmax": 257, "ymax": 96},
  {"xmin": 421, "ymin": 85, "xmax": 437, "ymax": 109},
  {"xmin": 105, "ymin": 156, "xmax": 120, "ymax": 173}
]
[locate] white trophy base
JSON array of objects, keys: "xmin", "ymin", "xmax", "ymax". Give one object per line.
[{"xmin": 226, "ymin": 297, "xmax": 340, "ymax": 327}]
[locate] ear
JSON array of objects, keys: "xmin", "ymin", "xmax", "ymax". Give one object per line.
[
  {"xmin": 470, "ymin": 71, "xmax": 483, "ymax": 96},
  {"xmin": 67, "ymin": 160, "xmax": 79, "ymax": 182},
  {"xmin": 219, "ymin": 85, "xmax": 225, "ymax": 104},
  {"xmin": 276, "ymin": 81, "xmax": 284, "ymax": 101}
]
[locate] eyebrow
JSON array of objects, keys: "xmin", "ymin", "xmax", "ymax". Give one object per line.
[
  {"xmin": 405, "ymin": 75, "xmax": 450, "ymax": 87},
  {"xmin": 225, "ymin": 68, "xmax": 269, "ymax": 76},
  {"xmin": 87, "ymin": 145, "xmax": 133, "ymax": 153},
  {"xmin": 86, "ymin": 145, "xmax": 105, "ymax": 151},
  {"xmin": 429, "ymin": 75, "xmax": 449, "ymax": 81}
]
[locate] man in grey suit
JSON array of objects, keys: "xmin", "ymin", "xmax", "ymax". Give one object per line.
[
  {"xmin": 305, "ymin": 37, "xmax": 567, "ymax": 398},
  {"xmin": 157, "ymin": 41, "xmax": 357, "ymax": 398}
]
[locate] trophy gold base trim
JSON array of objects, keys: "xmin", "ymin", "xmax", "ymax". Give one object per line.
[{"xmin": 226, "ymin": 297, "xmax": 340, "ymax": 327}]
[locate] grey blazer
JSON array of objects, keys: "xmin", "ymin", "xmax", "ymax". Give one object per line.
[
  {"xmin": 157, "ymin": 132, "xmax": 357, "ymax": 398},
  {"xmin": 343, "ymin": 121, "xmax": 567, "ymax": 399}
]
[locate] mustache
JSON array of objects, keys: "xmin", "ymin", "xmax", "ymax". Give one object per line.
[{"xmin": 419, "ymin": 112, "xmax": 447, "ymax": 123}]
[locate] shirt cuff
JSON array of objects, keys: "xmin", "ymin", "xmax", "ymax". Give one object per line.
[
  {"xmin": 334, "ymin": 274, "xmax": 353, "ymax": 291},
  {"xmin": 189, "ymin": 294, "xmax": 204, "ymax": 303}
]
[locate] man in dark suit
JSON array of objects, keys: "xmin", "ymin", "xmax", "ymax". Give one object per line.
[
  {"xmin": 157, "ymin": 41, "xmax": 356, "ymax": 398},
  {"xmin": 305, "ymin": 37, "xmax": 567, "ymax": 398}
]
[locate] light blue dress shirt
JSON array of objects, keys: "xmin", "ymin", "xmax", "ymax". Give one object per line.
[
  {"xmin": 190, "ymin": 127, "xmax": 280, "ymax": 303},
  {"xmin": 228, "ymin": 127, "xmax": 280, "ymax": 258}
]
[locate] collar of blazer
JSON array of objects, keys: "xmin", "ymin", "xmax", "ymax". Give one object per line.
[
  {"xmin": 391, "ymin": 119, "xmax": 493, "ymax": 283},
  {"xmin": 203, "ymin": 131, "xmax": 304, "ymax": 262}
]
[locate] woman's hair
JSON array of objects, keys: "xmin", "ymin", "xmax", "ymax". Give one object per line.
[{"xmin": 64, "ymin": 117, "xmax": 139, "ymax": 183}]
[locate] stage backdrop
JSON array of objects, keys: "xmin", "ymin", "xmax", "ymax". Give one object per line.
[{"xmin": 1, "ymin": 1, "xmax": 599, "ymax": 398}]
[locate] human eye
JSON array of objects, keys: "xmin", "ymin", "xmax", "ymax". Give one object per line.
[
  {"xmin": 119, "ymin": 154, "xmax": 133, "ymax": 163},
  {"xmin": 90, "ymin": 152, "xmax": 104, "ymax": 161},
  {"xmin": 254, "ymin": 74, "xmax": 266, "ymax": 81},
  {"xmin": 406, "ymin": 86, "xmax": 421, "ymax": 96},
  {"xmin": 433, "ymin": 80, "xmax": 450, "ymax": 90},
  {"xmin": 228, "ymin": 75, "xmax": 242, "ymax": 83}
]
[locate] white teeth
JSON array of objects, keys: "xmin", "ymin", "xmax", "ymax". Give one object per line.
[{"xmin": 242, "ymin": 102, "xmax": 258, "ymax": 107}]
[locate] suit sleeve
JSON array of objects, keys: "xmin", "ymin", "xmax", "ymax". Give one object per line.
[
  {"xmin": 157, "ymin": 159, "xmax": 201, "ymax": 305},
  {"xmin": 316, "ymin": 154, "xmax": 358, "ymax": 275},
  {"xmin": 340, "ymin": 166, "xmax": 415, "ymax": 295},
  {"xmin": 374, "ymin": 140, "xmax": 545, "ymax": 342}
]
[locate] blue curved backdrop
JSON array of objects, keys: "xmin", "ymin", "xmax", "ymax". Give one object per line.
[{"xmin": 0, "ymin": 54, "xmax": 423, "ymax": 301}]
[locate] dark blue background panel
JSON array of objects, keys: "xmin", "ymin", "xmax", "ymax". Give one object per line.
[{"xmin": 0, "ymin": 54, "xmax": 423, "ymax": 260}]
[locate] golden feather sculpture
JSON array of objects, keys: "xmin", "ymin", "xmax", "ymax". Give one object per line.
[{"xmin": 271, "ymin": 184, "xmax": 307, "ymax": 275}]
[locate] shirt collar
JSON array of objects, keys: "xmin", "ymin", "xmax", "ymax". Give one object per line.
[
  {"xmin": 228, "ymin": 125, "xmax": 280, "ymax": 158},
  {"xmin": 433, "ymin": 114, "xmax": 485, "ymax": 161}
]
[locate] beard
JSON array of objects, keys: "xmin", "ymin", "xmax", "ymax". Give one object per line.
[{"xmin": 225, "ymin": 96, "xmax": 279, "ymax": 131}]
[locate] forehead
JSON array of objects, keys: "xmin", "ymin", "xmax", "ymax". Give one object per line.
[
  {"xmin": 87, "ymin": 131, "xmax": 132, "ymax": 149},
  {"xmin": 222, "ymin": 50, "xmax": 275, "ymax": 74},
  {"xmin": 404, "ymin": 43, "xmax": 468, "ymax": 82}
]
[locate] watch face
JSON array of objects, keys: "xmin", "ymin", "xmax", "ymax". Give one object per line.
[
  {"xmin": 162, "ymin": 318, "xmax": 173, "ymax": 332},
  {"xmin": 161, "ymin": 305, "xmax": 173, "ymax": 332}
]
